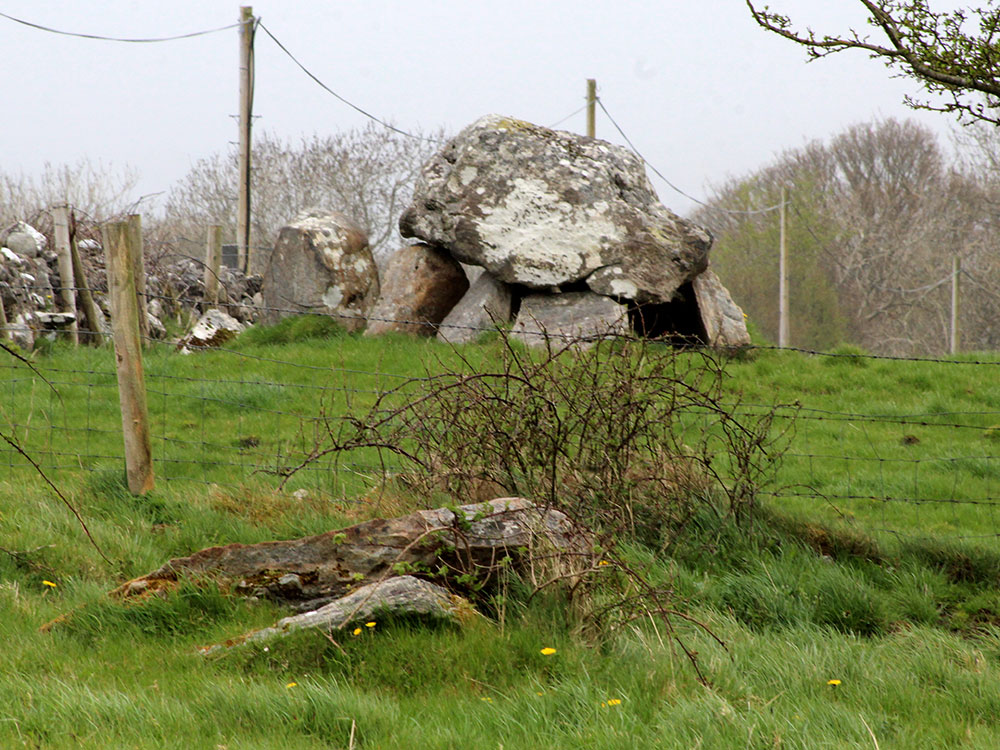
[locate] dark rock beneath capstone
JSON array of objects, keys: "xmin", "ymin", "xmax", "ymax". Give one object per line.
[
  {"xmin": 437, "ymin": 270, "xmax": 512, "ymax": 344},
  {"xmin": 511, "ymin": 292, "xmax": 628, "ymax": 349},
  {"xmin": 364, "ymin": 244, "xmax": 469, "ymax": 337}
]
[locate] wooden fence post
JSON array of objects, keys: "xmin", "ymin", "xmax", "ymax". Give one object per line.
[
  {"xmin": 127, "ymin": 214, "xmax": 149, "ymax": 342},
  {"xmin": 52, "ymin": 205, "xmax": 79, "ymax": 346},
  {"xmin": 0, "ymin": 293, "xmax": 8, "ymax": 341},
  {"xmin": 102, "ymin": 219, "xmax": 154, "ymax": 495},
  {"xmin": 204, "ymin": 224, "xmax": 223, "ymax": 307},
  {"xmin": 69, "ymin": 211, "xmax": 103, "ymax": 345}
]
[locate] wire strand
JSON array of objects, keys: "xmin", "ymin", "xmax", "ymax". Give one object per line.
[
  {"xmin": 0, "ymin": 11, "xmax": 239, "ymax": 43},
  {"xmin": 597, "ymin": 98, "xmax": 784, "ymax": 216},
  {"xmin": 257, "ymin": 21, "xmax": 442, "ymax": 144}
]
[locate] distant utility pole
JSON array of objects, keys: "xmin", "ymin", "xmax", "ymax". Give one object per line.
[
  {"xmin": 951, "ymin": 255, "xmax": 961, "ymax": 355},
  {"xmin": 237, "ymin": 5, "xmax": 254, "ymax": 274},
  {"xmin": 586, "ymin": 78, "xmax": 597, "ymax": 138},
  {"xmin": 778, "ymin": 186, "xmax": 789, "ymax": 348}
]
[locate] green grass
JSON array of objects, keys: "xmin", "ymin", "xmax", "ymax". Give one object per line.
[{"xmin": 3, "ymin": 326, "xmax": 1000, "ymax": 747}]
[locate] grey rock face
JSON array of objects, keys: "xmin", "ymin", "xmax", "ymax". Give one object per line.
[
  {"xmin": 437, "ymin": 271, "xmax": 512, "ymax": 344},
  {"xmin": 261, "ymin": 209, "xmax": 379, "ymax": 331},
  {"xmin": 3, "ymin": 222, "xmax": 46, "ymax": 258},
  {"xmin": 512, "ymin": 292, "xmax": 628, "ymax": 348},
  {"xmin": 399, "ymin": 114, "xmax": 711, "ymax": 303},
  {"xmin": 693, "ymin": 269, "xmax": 751, "ymax": 347},
  {"xmin": 365, "ymin": 244, "xmax": 469, "ymax": 337}
]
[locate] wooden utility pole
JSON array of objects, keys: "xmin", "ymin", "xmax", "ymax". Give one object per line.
[
  {"xmin": 778, "ymin": 186, "xmax": 789, "ymax": 348},
  {"xmin": 204, "ymin": 224, "xmax": 223, "ymax": 307},
  {"xmin": 586, "ymin": 78, "xmax": 597, "ymax": 138},
  {"xmin": 951, "ymin": 255, "xmax": 961, "ymax": 355},
  {"xmin": 52, "ymin": 205, "xmax": 79, "ymax": 346},
  {"xmin": 102, "ymin": 219, "xmax": 154, "ymax": 495},
  {"xmin": 237, "ymin": 5, "xmax": 254, "ymax": 274}
]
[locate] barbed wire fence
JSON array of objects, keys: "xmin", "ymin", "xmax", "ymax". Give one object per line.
[{"xmin": 4, "ymin": 283, "xmax": 1000, "ymax": 547}]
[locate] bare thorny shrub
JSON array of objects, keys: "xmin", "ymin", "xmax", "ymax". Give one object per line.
[{"xmin": 278, "ymin": 332, "xmax": 793, "ymax": 681}]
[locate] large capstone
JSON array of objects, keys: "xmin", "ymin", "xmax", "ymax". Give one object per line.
[
  {"xmin": 399, "ymin": 114, "xmax": 712, "ymax": 304},
  {"xmin": 261, "ymin": 209, "xmax": 379, "ymax": 331}
]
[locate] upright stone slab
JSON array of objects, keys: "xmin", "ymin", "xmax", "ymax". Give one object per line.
[
  {"xmin": 365, "ymin": 244, "xmax": 469, "ymax": 337},
  {"xmin": 511, "ymin": 292, "xmax": 627, "ymax": 348},
  {"xmin": 261, "ymin": 209, "xmax": 379, "ymax": 331},
  {"xmin": 693, "ymin": 270, "xmax": 751, "ymax": 347},
  {"xmin": 437, "ymin": 271, "xmax": 512, "ymax": 344},
  {"xmin": 399, "ymin": 114, "xmax": 711, "ymax": 303}
]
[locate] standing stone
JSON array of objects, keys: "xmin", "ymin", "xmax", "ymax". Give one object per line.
[
  {"xmin": 693, "ymin": 270, "xmax": 751, "ymax": 347},
  {"xmin": 437, "ymin": 271, "xmax": 512, "ymax": 344},
  {"xmin": 512, "ymin": 292, "xmax": 627, "ymax": 348},
  {"xmin": 261, "ymin": 209, "xmax": 379, "ymax": 332},
  {"xmin": 399, "ymin": 114, "xmax": 711, "ymax": 303},
  {"xmin": 365, "ymin": 244, "xmax": 469, "ymax": 337}
]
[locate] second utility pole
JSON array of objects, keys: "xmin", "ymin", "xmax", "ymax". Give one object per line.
[
  {"xmin": 778, "ymin": 186, "xmax": 789, "ymax": 348},
  {"xmin": 586, "ymin": 78, "xmax": 596, "ymax": 138},
  {"xmin": 237, "ymin": 6, "xmax": 254, "ymax": 274}
]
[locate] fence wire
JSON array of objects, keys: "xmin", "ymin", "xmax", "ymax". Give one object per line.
[{"xmin": 4, "ymin": 297, "xmax": 1000, "ymax": 546}]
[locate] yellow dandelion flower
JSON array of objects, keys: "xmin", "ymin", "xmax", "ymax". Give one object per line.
[
  {"xmin": 286, "ymin": 682, "xmax": 297, "ymax": 689},
  {"xmin": 365, "ymin": 621, "xmax": 376, "ymax": 629},
  {"xmin": 536, "ymin": 691, "xmax": 544, "ymax": 696},
  {"xmin": 352, "ymin": 627, "xmax": 362, "ymax": 636},
  {"xmin": 42, "ymin": 580, "xmax": 57, "ymax": 587},
  {"xmin": 607, "ymin": 698, "xmax": 622, "ymax": 706},
  {"xmin": 601, "ymin": 701, "xmax": 607, "ymax": 707},
  {"xmin": 598, "ymin": 560, "xmax": 611, "ymax": 566},
  {"xmin": 827, "ymin": 679, "xmax": 841, "ymax": 686},
  {"xmin": 540, "ymin": 647, "xmax": 557, "ymax": 656}
]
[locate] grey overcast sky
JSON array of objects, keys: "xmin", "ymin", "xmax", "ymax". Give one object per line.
[{"xmin": 0, "ymin": 0, "xmax": 962, "ymax": 217}]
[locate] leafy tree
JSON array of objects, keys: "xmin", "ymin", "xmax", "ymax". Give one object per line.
[
  {"xmin": 696, "ymin": 118, "xmax": 994, "ymax": 355},
  {"xmin": 746, "ymin": 1, "xmax": 1000, "ymax": 125},
  {"xmin": 163, "ymin": 124, "xmax": 443, "ymax": 268}
]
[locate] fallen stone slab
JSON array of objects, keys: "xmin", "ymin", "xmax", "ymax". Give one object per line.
[
  {"xmin": 201, "ymin": 576, "xmax": 477, "ymax": 654},
  {"xmin": 113, "ymin": 497, "xmax": 588, "ymax": 608}
]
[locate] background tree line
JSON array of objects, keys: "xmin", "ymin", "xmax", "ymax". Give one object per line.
[{"xmin": 694, "ymin": 116, "xmax": 1000, "ymax": 356}]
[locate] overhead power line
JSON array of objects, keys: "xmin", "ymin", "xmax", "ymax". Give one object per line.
[
  {"xmin": 596, "ymin": 98, "xmax": 784, "ymax": 217},
  {"xmin": 0, "ymin": 11, "xmax": 239, "ymax": 42},
  {"xmin": 257, "ymin": 21, "xmax": 442, "ymax": 144}
]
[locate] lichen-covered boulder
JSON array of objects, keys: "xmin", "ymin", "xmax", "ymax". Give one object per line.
[
  {"xmin": 364, "ymin": 244, "xmax": 468, "ymax": 337},
  {"xmin": 693, "ymin": 269, "xmax": 751, "ymax": 347},
  {"xmin": 261, "ymin": 209, "xmax": 379, "ymax": 332},
  {"xmin": 399, "ymin": 114, "xmax": 711, "ymax": 303}
]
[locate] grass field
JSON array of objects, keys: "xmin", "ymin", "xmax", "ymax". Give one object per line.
[{"xmin": 3, "ymin": 323, "xmax": 1000, "ymax": 748}]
